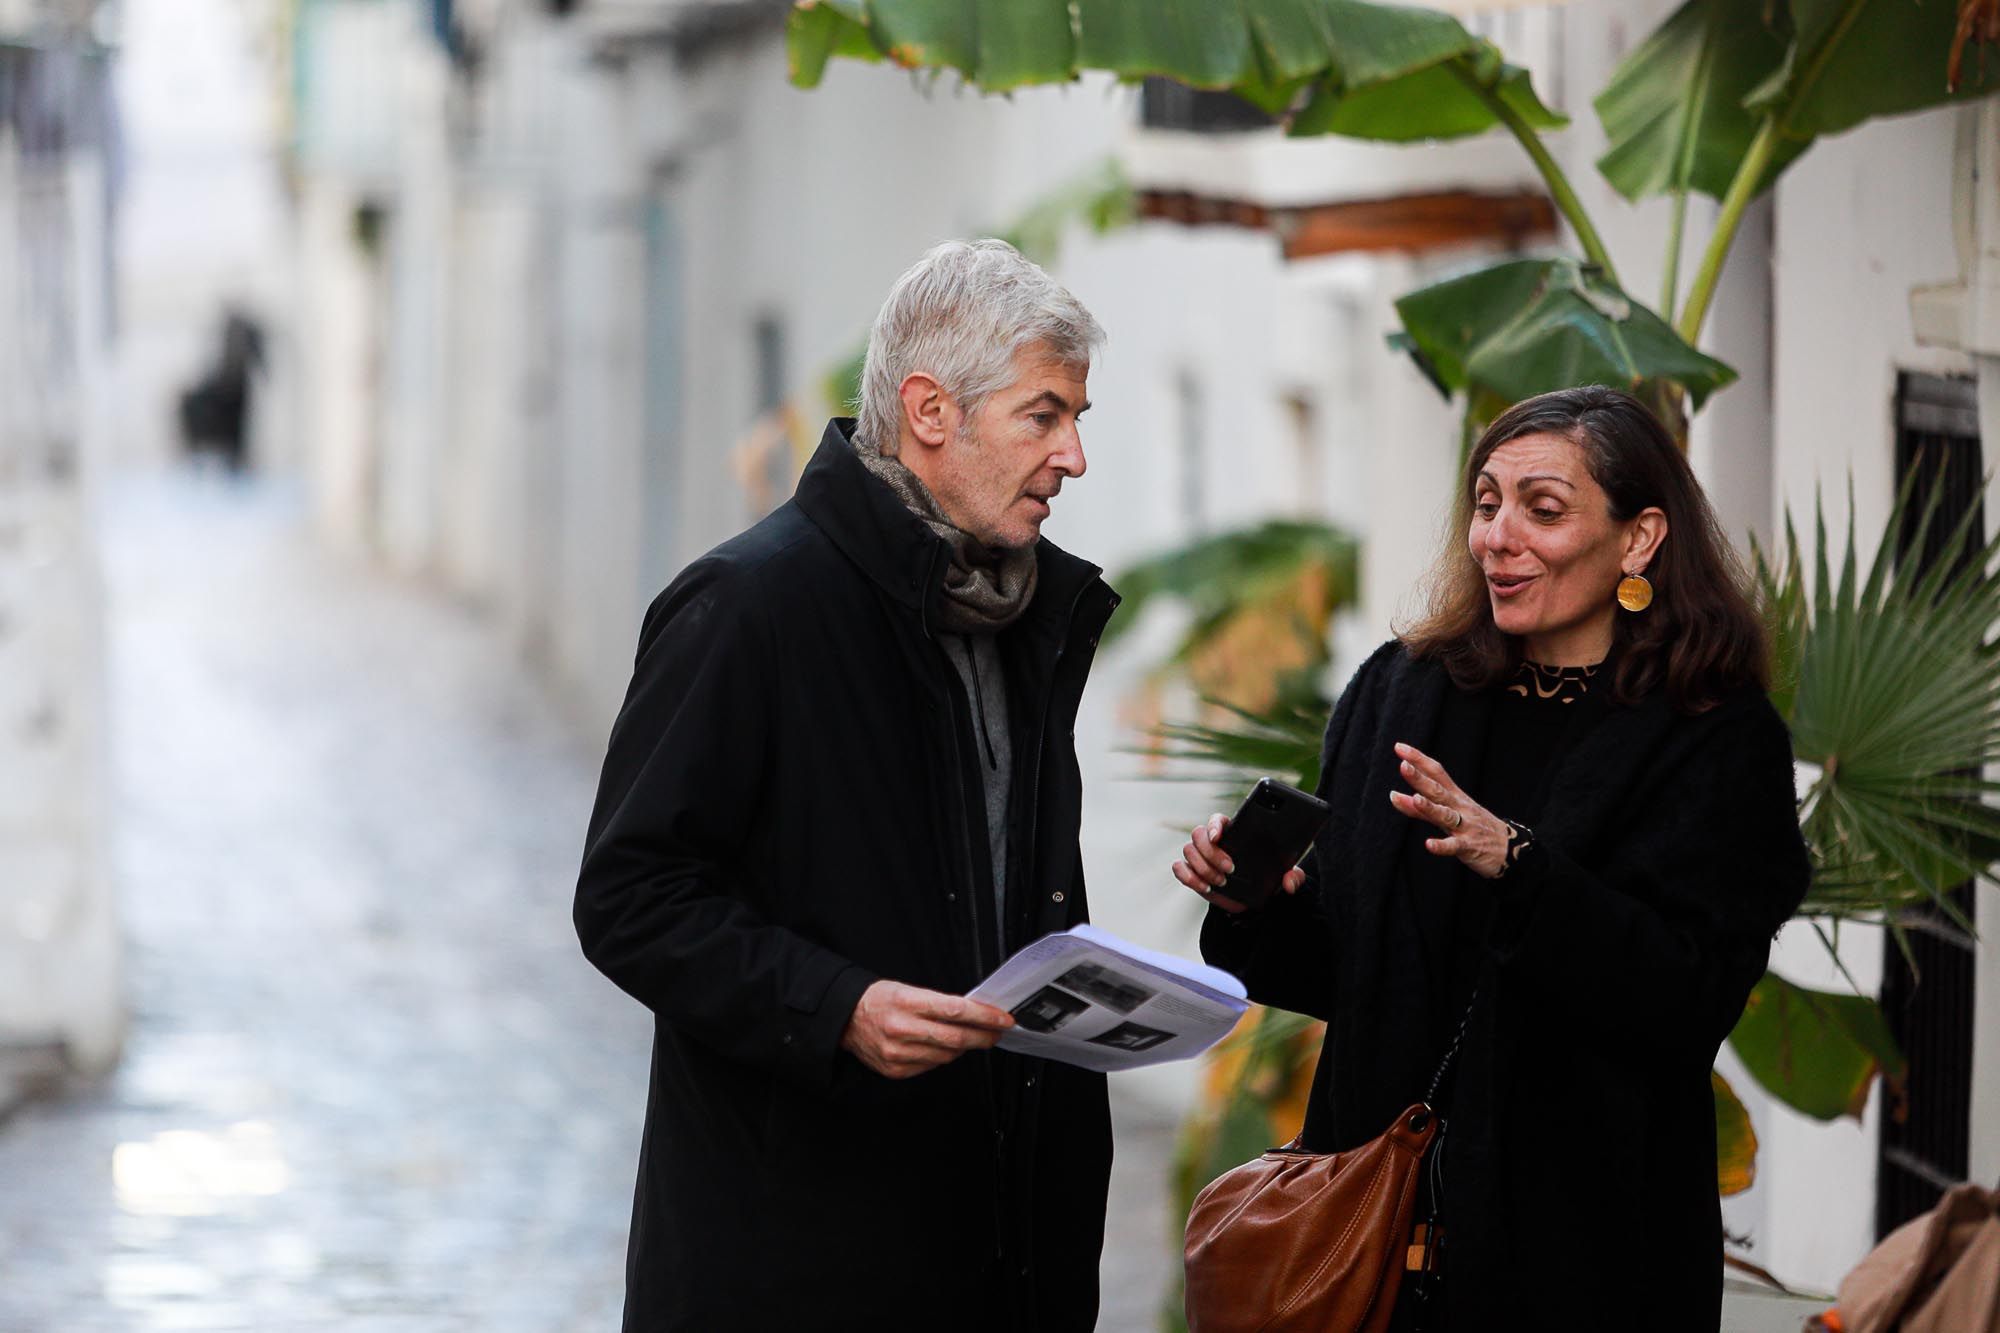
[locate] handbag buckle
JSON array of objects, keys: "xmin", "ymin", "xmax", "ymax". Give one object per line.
[{"xmin": 1405, "ymin": 1222, "xmax": 1443, "ymax": 1272}]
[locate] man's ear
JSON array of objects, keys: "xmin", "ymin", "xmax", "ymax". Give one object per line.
[
  {"xmin": 1625, "ymin": 507, "xmax": 1669, "ymax": 574},
  {"xmin": 898, "ymin": 373, "xmax": 952, "ymax": 453}
]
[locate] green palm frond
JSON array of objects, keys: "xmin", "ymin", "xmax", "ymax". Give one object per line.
[
  {"xmin": 1758, "ymin": 480, "xmax": 2000, "ymax": 933},
  {"xmin": 1135, "ymin": 674, "xmax": 1329, "ymax": 799},
  {"xmin": 1105, "ymin": 519, "xmax": 1360, "ymax": 661}
]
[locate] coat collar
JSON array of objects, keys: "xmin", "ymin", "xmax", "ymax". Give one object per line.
[
  {"xmin": 792, "ymin": 418, "xmax": 1114, "ymax": 637},
  {"xmin": 793, "ymin": 419, "xmax": 940, "ymax": 616}
]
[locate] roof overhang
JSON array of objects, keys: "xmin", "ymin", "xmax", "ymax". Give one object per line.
[{"xmin": 1138, "ymin": 186, "xmax": 1556, "ymax": 259}]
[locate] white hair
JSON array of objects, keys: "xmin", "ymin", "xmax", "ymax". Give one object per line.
[{"xmin": 854, "ymin": 239, "xmax": 1105, "ymax": 454}]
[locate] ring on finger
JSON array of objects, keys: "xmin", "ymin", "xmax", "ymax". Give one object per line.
[{"xmin": 1446, "ymin": 808, "xmax": 1463, "ymax": 830}]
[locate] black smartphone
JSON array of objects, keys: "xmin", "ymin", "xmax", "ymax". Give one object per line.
[{"xmin": 1214, "ymin": 778, "xmax": 1330, "ymax": 910}]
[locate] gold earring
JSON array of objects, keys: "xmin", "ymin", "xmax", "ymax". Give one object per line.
[{"xmin": 1616, "ymin": 573, "xmax": 1654, "ymax": 612}]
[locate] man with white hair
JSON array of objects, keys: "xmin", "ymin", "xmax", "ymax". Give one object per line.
[{"xmin": 576, "ymin": 240, "xmax": 1118, "ymax": 1331}]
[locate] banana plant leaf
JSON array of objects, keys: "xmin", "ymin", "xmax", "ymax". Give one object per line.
[
  {"xmin": 1713, "ymin": 1068, "xmax": 1758, "ymax": 1196},
  {"xmin": 1728, "ymin": 972, "xmax": 1907, "ymax": 1121},
  {"xmin": 1288, "ymin": 36, "xmax": 1566, "ymax": 140},
  {"xmin": 786, "ymin": 0, "xmax": 1564, "ymax": 143},
  {"xmin": 1761, "ymin": 485, "xmax": 2000, "ymax": 927},
  {"xmin": 1747, "ymin": 0, "xmax": 2000, "ymax": 139},
  {"xmin": 1390, "ymin": 258, "xmax": 1738, "ymax": 417},
  {"xmin": 1593, "ymin": 0, "xmax": 1808, "ymax": 202}
]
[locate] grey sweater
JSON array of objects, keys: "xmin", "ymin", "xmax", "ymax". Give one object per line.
[{"xmin": 943, "ymin": 633, "xmax": 1012, "ymax": 935}]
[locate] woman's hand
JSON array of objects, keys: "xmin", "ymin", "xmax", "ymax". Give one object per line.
[
  {"xmin": 1389, "ymin": 743, "xmax": 1510, "ymax": 879},
  {"xmin": 1172, "ymin": 813, "xmax": 1308, "ymax": 914}
]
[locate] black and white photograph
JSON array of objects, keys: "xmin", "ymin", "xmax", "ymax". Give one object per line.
[
  {"xmin": 1054, "ymin": 961, "xmax": 1154, "ymax": 1015},
  {"xmin": 1084, "ymin": 1021, "xmax": 1174, "ymax": 1054},
  {"xmin": 1011, "ymin": 986, "xmax": 1092, "ymax": 1035}
]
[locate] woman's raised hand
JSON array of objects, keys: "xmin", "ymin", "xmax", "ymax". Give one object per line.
[
  {"xmin": 1172, "ymin": 813, "xmax": 1308, "ymax": 914},
  {"xmin": 1388, "ymin": 743, "xmax": 1511, "ymax": 878}
]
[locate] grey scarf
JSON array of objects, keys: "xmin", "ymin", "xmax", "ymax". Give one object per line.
[{"xmin": 852, "ymin": 433, "xmax": 1038, "ymax": 633}]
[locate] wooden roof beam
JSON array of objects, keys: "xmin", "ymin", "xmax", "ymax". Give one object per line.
[{"xmin": 1136, "ymin": 188, "xmax": 1557, "ymax": 261}]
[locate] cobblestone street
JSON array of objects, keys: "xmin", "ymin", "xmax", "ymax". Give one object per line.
[{"xmin": 0, "ymin": 476, "xmax": 1178, "ymax": 1331}]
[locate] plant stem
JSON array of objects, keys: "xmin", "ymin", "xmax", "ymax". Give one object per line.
[
  {"xmin": 1677, "ymin": 115, "xmax": 1782, "ymax": 345},
  {"xmin": 1445, "ymin": 58, "xmax": 1619, "ymax": 286},
  {"xmin": 1661, "ymin": 186, "xmax": 1687, "ymax": 316}
]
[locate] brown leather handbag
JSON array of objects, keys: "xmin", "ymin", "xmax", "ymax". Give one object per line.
[
  {"xmin": 1183, "ymin": 1000, "xmax": 1473, "ymax": 1333},
  {"xmin": 1183, "ymin": 1103, "xmax": 1438, "ymax": 1333}
]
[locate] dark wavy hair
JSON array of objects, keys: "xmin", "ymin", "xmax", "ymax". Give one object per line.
[{"xmin": 1400, "ymin": 386, "xmax": 1767, "ymax": 713}]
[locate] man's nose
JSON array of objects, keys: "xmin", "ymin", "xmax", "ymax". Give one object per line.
[{"xmin": 1052, "ymin": 423, "xmax": 1086, "ymax": 478}]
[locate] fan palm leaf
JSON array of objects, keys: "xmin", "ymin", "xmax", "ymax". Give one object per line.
[{"xmin": 1759, "ymin": 482, "xmax": 2000, "ymax": 931}]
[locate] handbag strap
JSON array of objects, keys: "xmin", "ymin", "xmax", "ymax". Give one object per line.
[{"xmin": 1422, "ymin": 987, "xmax": 1478, "ymax": 1110}]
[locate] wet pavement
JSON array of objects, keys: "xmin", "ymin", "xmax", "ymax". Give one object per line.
[{"xmin": 0, "ymin": 474, "xmax": 1177, "ymax": 1331}]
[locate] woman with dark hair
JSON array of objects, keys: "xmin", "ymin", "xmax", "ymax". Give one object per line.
[{"xmin": 1174, "ymin": 386, "xmax": 1810, "ymax": 1330}]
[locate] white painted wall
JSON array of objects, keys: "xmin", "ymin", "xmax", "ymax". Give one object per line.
[
  {"xmin": 0, "ymin": 141, "xmax": 121, "ymax": 1080},
  {"xmin": 438, "ymin": 185, "xmax": 538, "ymax": 604},
  {"xmin": 295, "ymin": 171, "xmax": 384, "ymax": 555},
  {"xmin": 292, "ymin": 0, "xmax": 418, "ymax": 555},
  {"xmin": 546, "ymin": 51, "xmax": 651, "ymax": 731},
  {"xmin": 1773, "ymin": 109, "xmax": 1973, "ymax": 538},
  {"xmin": 376, "ymin": 37, "xmax": 457, "ymax": 575}
]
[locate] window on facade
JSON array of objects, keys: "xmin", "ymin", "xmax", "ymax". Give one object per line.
[
  {"xmin": 1877, "ymin": 369, "xmax": 1981, "ymax": 1239},
  {"xmin": 1139, "ymin": 77, "xmax": 1276, "ymax": 134}
]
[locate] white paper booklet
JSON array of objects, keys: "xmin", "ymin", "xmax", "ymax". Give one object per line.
[{"xmin": 966, "ymin": 924, "xmax": 1250, "ymax": 1072}]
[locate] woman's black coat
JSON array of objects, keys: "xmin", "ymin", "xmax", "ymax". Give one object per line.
[
  {"xmin": 575, "ymin": 421, "xmax": 1119, "ymax": 1332},
  {"xmin": 1201, "ymin": 642, "xmax": 1810, "ymax": 1330}
]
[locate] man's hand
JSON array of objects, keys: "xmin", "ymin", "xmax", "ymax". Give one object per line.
[{"xmin": 839, "ymin": 980, "xmax": 1015, "ymax": 1079}]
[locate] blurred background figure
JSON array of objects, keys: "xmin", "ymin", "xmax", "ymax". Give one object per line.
[{"xmin": 175, "ymin": 306, "xmax": 265, "ymax": 473}]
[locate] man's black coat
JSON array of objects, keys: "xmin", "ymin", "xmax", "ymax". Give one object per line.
[
  {"xmin": 1202, "ymin": 642, "xmax": 1811, "ymax": 1330},
  {"xmin": 575, "ymin": 420, "xmax": 1119, "ymax": 1332}
]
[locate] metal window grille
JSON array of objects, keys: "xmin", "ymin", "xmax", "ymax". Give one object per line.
[{"xmin": 1877, "ymin": 370, "xmax": 1981, "ymax": 1239}]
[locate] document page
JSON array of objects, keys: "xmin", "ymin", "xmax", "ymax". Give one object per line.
[{"xmin": 967, "ymin": 924, "xmax": 1249, "ymax": 1072}]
